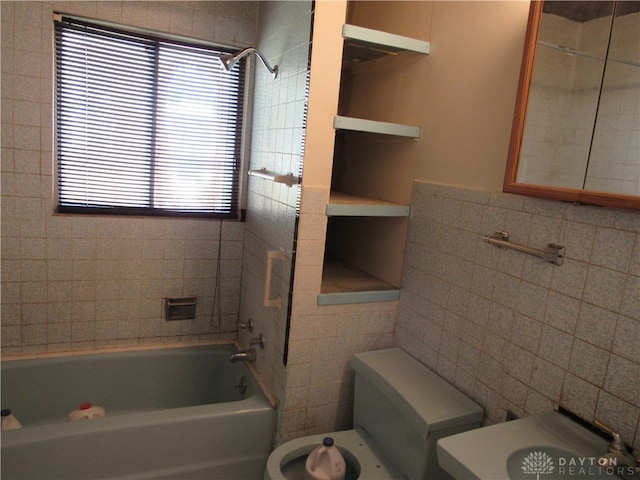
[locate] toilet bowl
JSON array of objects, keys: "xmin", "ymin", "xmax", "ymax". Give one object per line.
[
  {"xmin": 265, "ymin": 348, "xmax": 484, "ymax": 480},
  {"xmin": 265, "ymin": 429, "xmax": 403, "ymax": 480}
]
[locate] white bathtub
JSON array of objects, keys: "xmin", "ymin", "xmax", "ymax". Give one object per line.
[{"xmin": 1, "ymin": 344, "xmax": 276, "ymax": 479}]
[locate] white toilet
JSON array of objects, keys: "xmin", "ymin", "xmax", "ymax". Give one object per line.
[{"xmin": 265, "ymin": 348, "xmax": 484, "ymax": 480}]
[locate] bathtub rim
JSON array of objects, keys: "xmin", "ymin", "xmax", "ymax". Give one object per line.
[
  {"xmin": 1, "ymin": 340, "xmax": 278, "ymax": 411},
  {"xmin": 2, "ymin": 339, "xmax": 236, "ymax": 362},
  {"xmin": 1, "ymin": 391, "xmax": 272, "ymax": 445}
]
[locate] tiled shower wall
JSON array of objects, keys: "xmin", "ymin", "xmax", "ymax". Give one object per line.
[
  {"xmin": 238, "ymin": 0, "xmax": 313, "ymax": 433},
  {"xmin": 397, "ymin": 181, "xmax": 640, "ymax": 451},
  {"xmin": 1, "ymin": 1, "xmax": 257, "ymax": 355}
]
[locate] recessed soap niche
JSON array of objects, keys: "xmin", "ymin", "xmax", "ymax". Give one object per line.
[{"xmin": 165, "ymin": 297, "xmax": 197, "ymax": 321}]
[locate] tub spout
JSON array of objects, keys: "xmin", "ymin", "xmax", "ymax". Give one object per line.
[{"xmin": 229, "ymin": 349, "xmax": 256, "ymax": 363}]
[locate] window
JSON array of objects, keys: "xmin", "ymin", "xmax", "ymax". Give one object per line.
[{"xmin": 54, "ymin": 16, "xmax": 245, "ymax": 219}]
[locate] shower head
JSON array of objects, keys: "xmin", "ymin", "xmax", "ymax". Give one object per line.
[{"xmin": 219, "ymin": 47, "xmax": 278, "ymax": 79}]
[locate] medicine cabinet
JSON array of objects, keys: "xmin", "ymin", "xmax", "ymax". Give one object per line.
[
  {"xmin": 504, "ymin": 0, "xmax": 640, "ymax": 210},
  {"xmin": 319, "ymin": 3, "xmax": 430, "ymax": 305}
]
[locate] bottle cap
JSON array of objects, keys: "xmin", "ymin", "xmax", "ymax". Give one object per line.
[
  {"xmin": 322, "ymin": 437, "xmax": 334, "ymax": 447},
  {"xmin": 1, "ymin": 409, "xmax": 11, "ymax": 417},
  {"xmin": 79, "ymin": 403, "xmax": 92, "ymax": 410}
]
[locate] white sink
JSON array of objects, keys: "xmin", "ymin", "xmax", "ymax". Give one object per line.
[{"xmin": 437, "ymin": 411, "xmax": 613, "ymax": 480}]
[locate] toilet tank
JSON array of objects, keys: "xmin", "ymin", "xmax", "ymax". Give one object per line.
[{"xmin": 351, "ymin": 348, "xmax": 483, "ymax": 480}]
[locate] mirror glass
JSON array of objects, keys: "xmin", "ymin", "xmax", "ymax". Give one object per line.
[
  {"xmin": 585, "ymin": 3, "xmax": 640, "ymax": 195},
  {"xmin": 505, "ymin": 1, "xmax": 640, "ymax": 209}
]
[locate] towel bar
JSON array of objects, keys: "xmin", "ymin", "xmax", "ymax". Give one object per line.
[
  {"xmin": 483, "ymin": 231, "xmax": 565, "ymax": 266},
  {"xmin": 248, "ymin": 168, "xmax": 299, "ymax": 187}
]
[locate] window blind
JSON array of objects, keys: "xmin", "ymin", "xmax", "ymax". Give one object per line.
[{"xmin": 54, "ymin": 16, "xmax": 245, "ymax": 218}]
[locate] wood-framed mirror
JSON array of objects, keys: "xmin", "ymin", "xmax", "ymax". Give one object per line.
[{"xmin": 504, "ymin": 1, "xmax": 640, "ymax": 210}]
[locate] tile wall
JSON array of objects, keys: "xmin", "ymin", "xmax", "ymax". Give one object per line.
[
  {"xmin": 1, "ymin": 1, "xmax": 257, "ymax": 355},
  {"xmin": 237, "ymin": 0, "xmax": 313, "ymax": 440},
  {"xmin": 397, "ymin": 181, "xmax": 640, "ymax": 451}
]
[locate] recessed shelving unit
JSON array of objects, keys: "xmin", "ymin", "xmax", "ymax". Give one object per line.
[{"xmin": 319, "ymin": 18, "xmax": 429, "ymax": 306}]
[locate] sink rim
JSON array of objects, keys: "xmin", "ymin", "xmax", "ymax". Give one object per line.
[{"xmin": 436, "ymin": 411, "xmax": 610, "ymax": 480}]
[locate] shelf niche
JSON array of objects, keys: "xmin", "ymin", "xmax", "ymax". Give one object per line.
[
  {"xmin": 319, "ymin": 216, "xmax": 407, "ymax": 305},
  {"xmin": 318, "ymin": 2, "xmax": 431, "ymax": 306}
]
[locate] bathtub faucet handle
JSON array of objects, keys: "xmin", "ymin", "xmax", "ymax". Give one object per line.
[
  {"xmin": 250, "ymin": 333, "xmax": 265, "ymax": 349},
  {"xmin": 238, "ymin": 318, "xmax": 254, "ymax": 333}
]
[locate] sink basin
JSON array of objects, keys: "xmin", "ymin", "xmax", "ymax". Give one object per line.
[{"xmin": 437, "ymin": 411, "xmax": 613, "ymax": 480}]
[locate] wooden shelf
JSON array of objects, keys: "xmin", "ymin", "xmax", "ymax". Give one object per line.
[
  {"xmin": 342, "ymin": 24, "xmax": 430, "ymax": 63},
  {"xmin": 318, "ymin": 259, "xmax": 400, "ymax": 305},
  {"xmin": 334, "ymin": 115, "xmax": 420, "ymax": 138},
  {"xmin": 327, "ymin": 191, "xmax": 410, "ymax": 217}
]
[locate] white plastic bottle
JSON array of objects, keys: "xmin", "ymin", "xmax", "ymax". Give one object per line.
[
  {"xmin": 1, "ymin": 409, "xmax": 22, "ymax": 430},
  {"xmin": 304, "ymin": 437, "xmax": 346, "ymax": 480},
  {"xmin": 68, "ymin": 403, "xmax": 105, "ymax": 421}
]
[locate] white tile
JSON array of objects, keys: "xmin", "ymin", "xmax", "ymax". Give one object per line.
[
  {"xmin": 604, "ymin": 355, "xmax": 640, "ymax": 407},
  {"xmin": 561, "ymin": 373, "xmax": 599, "ymax": 421},
  {"xmin": 569, "ymin": 339, "xmax": 609, "ymax": 386},
  {"xmin": 591, "ymin": 227, "xmax": 635, "ymax": 272},
  {"xmin": 583, "ymin": 265, "xmax": 627, "ymax": 311}
]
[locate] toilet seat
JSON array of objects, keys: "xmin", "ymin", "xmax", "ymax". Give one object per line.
[{"xmin": 264, "ymin": 429, "xmax": 404, "ymax": 480}]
